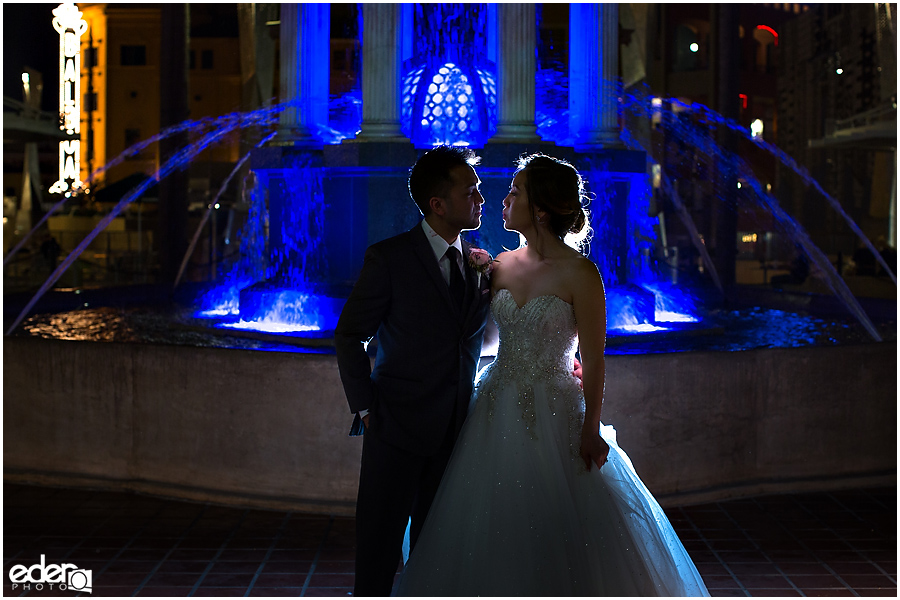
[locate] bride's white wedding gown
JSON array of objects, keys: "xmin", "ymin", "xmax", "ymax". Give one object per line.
[{"xmin": 396, "ymin": 289, "xmax": 709, "ymax": 596}]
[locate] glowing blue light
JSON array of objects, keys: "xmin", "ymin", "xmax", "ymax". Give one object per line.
[
  {"xmin": 402, "ymin": 61, "xmax": 496, "ymax": 147},
  {"xmin": 218, "ymin": 320, "xmax": 321, "ymax": 334},
  {"xmin": 197, "ymin": 308, "xmax": 236, "ymax": 318},
  {"xmin": 656, "ymin": 311, "xmax": 699, "ymax": 323},
  {"xmin": 615, "ymin": 323, "xmax": 671, "ymax": 333}
]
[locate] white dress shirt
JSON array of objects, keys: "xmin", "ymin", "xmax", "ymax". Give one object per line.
[{"xmin": 422, "ymin": 218, "xmax": 465, "ymax": 285}]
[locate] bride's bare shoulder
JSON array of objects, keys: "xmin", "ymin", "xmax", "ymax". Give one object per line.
[
  {"xmin": 557, "ymin": 247, "xmax": 598, "ymax": 274},
  {"xmin": 493, "ymin": 248, "xmax": 524, "ymax": 266},
  {"xmin": 569, "ymin": 254, "xmax": 605, "ymax": 295}
]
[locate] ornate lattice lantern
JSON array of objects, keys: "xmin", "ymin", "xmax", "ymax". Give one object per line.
[{"xmin": 399, "ymin": 4, "xmax": 497, "ymax": 148}]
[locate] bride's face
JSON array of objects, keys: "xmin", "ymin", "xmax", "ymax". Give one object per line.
[{"xmin": 502, "ymin": 171, "xmax": 531, "ymax": 233}]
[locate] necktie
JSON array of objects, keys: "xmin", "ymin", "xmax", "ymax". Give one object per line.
[{"xmin": 445, "ymin": 246, "xmax": 466, "ymax": 308}]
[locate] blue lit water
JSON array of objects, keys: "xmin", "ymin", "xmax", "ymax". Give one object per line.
[
  {"xmin": 606, "ymin": 307, "xmax": 893, "ymax": 356},
  {"xmin": 11, "ymin": 299, "xmax": 894, "ymax": 356},
  {"xmin": 5, "ymin": 106, "xmax": 283, "ymax": 335}
]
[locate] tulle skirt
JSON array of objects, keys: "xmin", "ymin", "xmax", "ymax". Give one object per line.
[{"xmin": 396, "ymin": 370, "xmax": 709, "ymax": 597}]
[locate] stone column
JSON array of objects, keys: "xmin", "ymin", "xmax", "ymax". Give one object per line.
[
  {"xmin": 490, "ymin": 3, "xmax": 539, "ymax": 142},
  {"xmin": 570, "ymin": 3, "xmax": 621, "ymax": 150},
  {"xmin": 274, "ymin": 3, "xmax": 329, "ymax": 147},
  {"xmin": 357, "ymin": 3, "xmax": 406, "ymax": 141}
]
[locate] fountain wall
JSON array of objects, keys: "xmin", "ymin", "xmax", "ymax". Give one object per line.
[{"xmin": 4, "ymin": 336, "xmax": 895, "ymax": 513}]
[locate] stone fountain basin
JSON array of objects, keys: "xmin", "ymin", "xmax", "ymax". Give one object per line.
[{"xmin": 4, "ymin": 323, "xmax": 895, "ymax": 514}]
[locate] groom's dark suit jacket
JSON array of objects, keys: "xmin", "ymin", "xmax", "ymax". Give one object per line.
[{"xmin": 335, "ymin": 224, "xmax": 492, "ymax": 457}]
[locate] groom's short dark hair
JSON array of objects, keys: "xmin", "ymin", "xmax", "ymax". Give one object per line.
[{"xmin": 408, "ymin": 146, "xmax": 480, "ymax": 216}]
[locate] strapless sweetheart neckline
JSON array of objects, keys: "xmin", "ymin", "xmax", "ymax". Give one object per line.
[{"xmin": 494, "ymin": 288, "xmax": 572, "ymax": 311}]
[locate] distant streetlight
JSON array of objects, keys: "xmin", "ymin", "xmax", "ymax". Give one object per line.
[
  {"xmin": 690, "ymin": 42, "xmax": 699, "ymax": 53},
  {"xmin": 750, "ymin": 118, "xmax": 764, "ymax": 139},
  {"xmin": 836, "ymin": 67, "xmax": 844, "ymax": 75}
]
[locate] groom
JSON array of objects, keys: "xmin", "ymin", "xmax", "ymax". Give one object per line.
[{"xmin": 334, "ymin": 146, "xmax": 493, "ymax": 596}]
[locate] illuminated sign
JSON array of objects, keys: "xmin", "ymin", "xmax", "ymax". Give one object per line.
[
  {"xmin": 49, "ymin": 3, "xmax": 88, "ymax": 196},
  {"xmin": 756, "ymin": 25, "xmax": 779, "ymax": 46}
]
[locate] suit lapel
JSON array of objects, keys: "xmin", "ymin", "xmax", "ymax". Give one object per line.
[{"xmin": 410, "ymin": 224, "xmax": 462, "ymax": 319}]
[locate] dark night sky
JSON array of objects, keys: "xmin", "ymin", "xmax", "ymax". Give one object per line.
[{"xmin": 3, "ymin": 2, "xmax": 60, "ymax": 112}]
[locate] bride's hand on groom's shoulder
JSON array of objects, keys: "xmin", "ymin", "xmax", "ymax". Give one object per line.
[{"xmin": 579, "ymin": 427, "xmax": 610, "ymax": 472}]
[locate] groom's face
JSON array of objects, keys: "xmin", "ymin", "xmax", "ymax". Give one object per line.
[{"xmin": 439, "ymin": 165, "xmax": 484, "ymax": 232}]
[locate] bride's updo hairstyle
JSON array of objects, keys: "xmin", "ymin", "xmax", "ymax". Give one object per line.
[{"xmin": 516, "ymin": 153, "xmax": 591, "ymax": 250}]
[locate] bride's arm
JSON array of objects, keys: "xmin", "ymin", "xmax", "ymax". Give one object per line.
[
  {"xmin": 571, "ymin": 258, "xmax": 610, "ymax": 471},
  {"xmin": 480, "ymin": 251, "xmax": 510, "ymax": 357}
]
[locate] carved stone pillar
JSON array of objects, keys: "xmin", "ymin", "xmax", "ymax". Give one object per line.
[
  {"xmin": 357, "ymin": 3, "xmax": 406, "ymax": 141},
  {"xmin": 569, "ymin": 3, "xmax": 621, "ymax": 150},
  {"xmin": 274, "ymin": 3, "xmax": 329, "ymax": 147},
  {"xmin": 490, "ymin": 3, "xmax": 539, "ymax": 142}
]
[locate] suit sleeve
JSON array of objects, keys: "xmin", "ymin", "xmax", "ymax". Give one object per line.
[{"xmin": 334, "ymin": 245, "xmax": 391, "ymax": 414}]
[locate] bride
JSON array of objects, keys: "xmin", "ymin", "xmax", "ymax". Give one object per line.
[{"xmin": 396, "ymin": 154, "xmax": 709, "ymax": 596}]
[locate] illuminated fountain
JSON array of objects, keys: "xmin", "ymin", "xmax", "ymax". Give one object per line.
[
  {"xmin": 185, "ymin": 2, "xmax": 888, "ymax": 348},
  {"xmin": 5, "ymin": 4, "xmax": 892, "ymax": 348},
  {"xmin": 187, "ymin": 4, "xmax": 710, "ymax": 343}
]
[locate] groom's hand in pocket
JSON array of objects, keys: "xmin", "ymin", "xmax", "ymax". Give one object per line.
[{"xmin": 361, "ymin": 413, "xmax": 371, "ymax": 429}]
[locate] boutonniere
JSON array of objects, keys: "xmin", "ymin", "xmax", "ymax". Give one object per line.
[{"xmin": 467, "ymin": 247, "xmax": 496, "ymax": 287}]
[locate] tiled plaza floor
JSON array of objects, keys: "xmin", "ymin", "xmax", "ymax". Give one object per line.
[{"xmin": 2, "ymin": 482, "xmax": 895, "ymax": 597}]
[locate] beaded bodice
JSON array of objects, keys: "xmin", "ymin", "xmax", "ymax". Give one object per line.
[
  {"xmin": 473, "ymin": 289, "xmax": 584, "ymax": 443},
  {"xmin": 485, "ymin": 288, "xmax": 579, "ymax": 387}
]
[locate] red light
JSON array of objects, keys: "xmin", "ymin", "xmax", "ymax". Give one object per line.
[
  {"xmin": 756, "ymin": 25, "xmax": 778, "ymax": 46},
  {"xmin": 739, "ymin": 94, "xmax": 748, "ymax": 109}
]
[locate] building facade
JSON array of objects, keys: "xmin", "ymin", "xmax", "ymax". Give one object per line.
[
  {"xmin": 778, "ymin": 3, "xmax": 896, "ymax": 257},
  {"xmin": 79, "ymin": 3, "xmax": 242, "ymax": 197}
]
